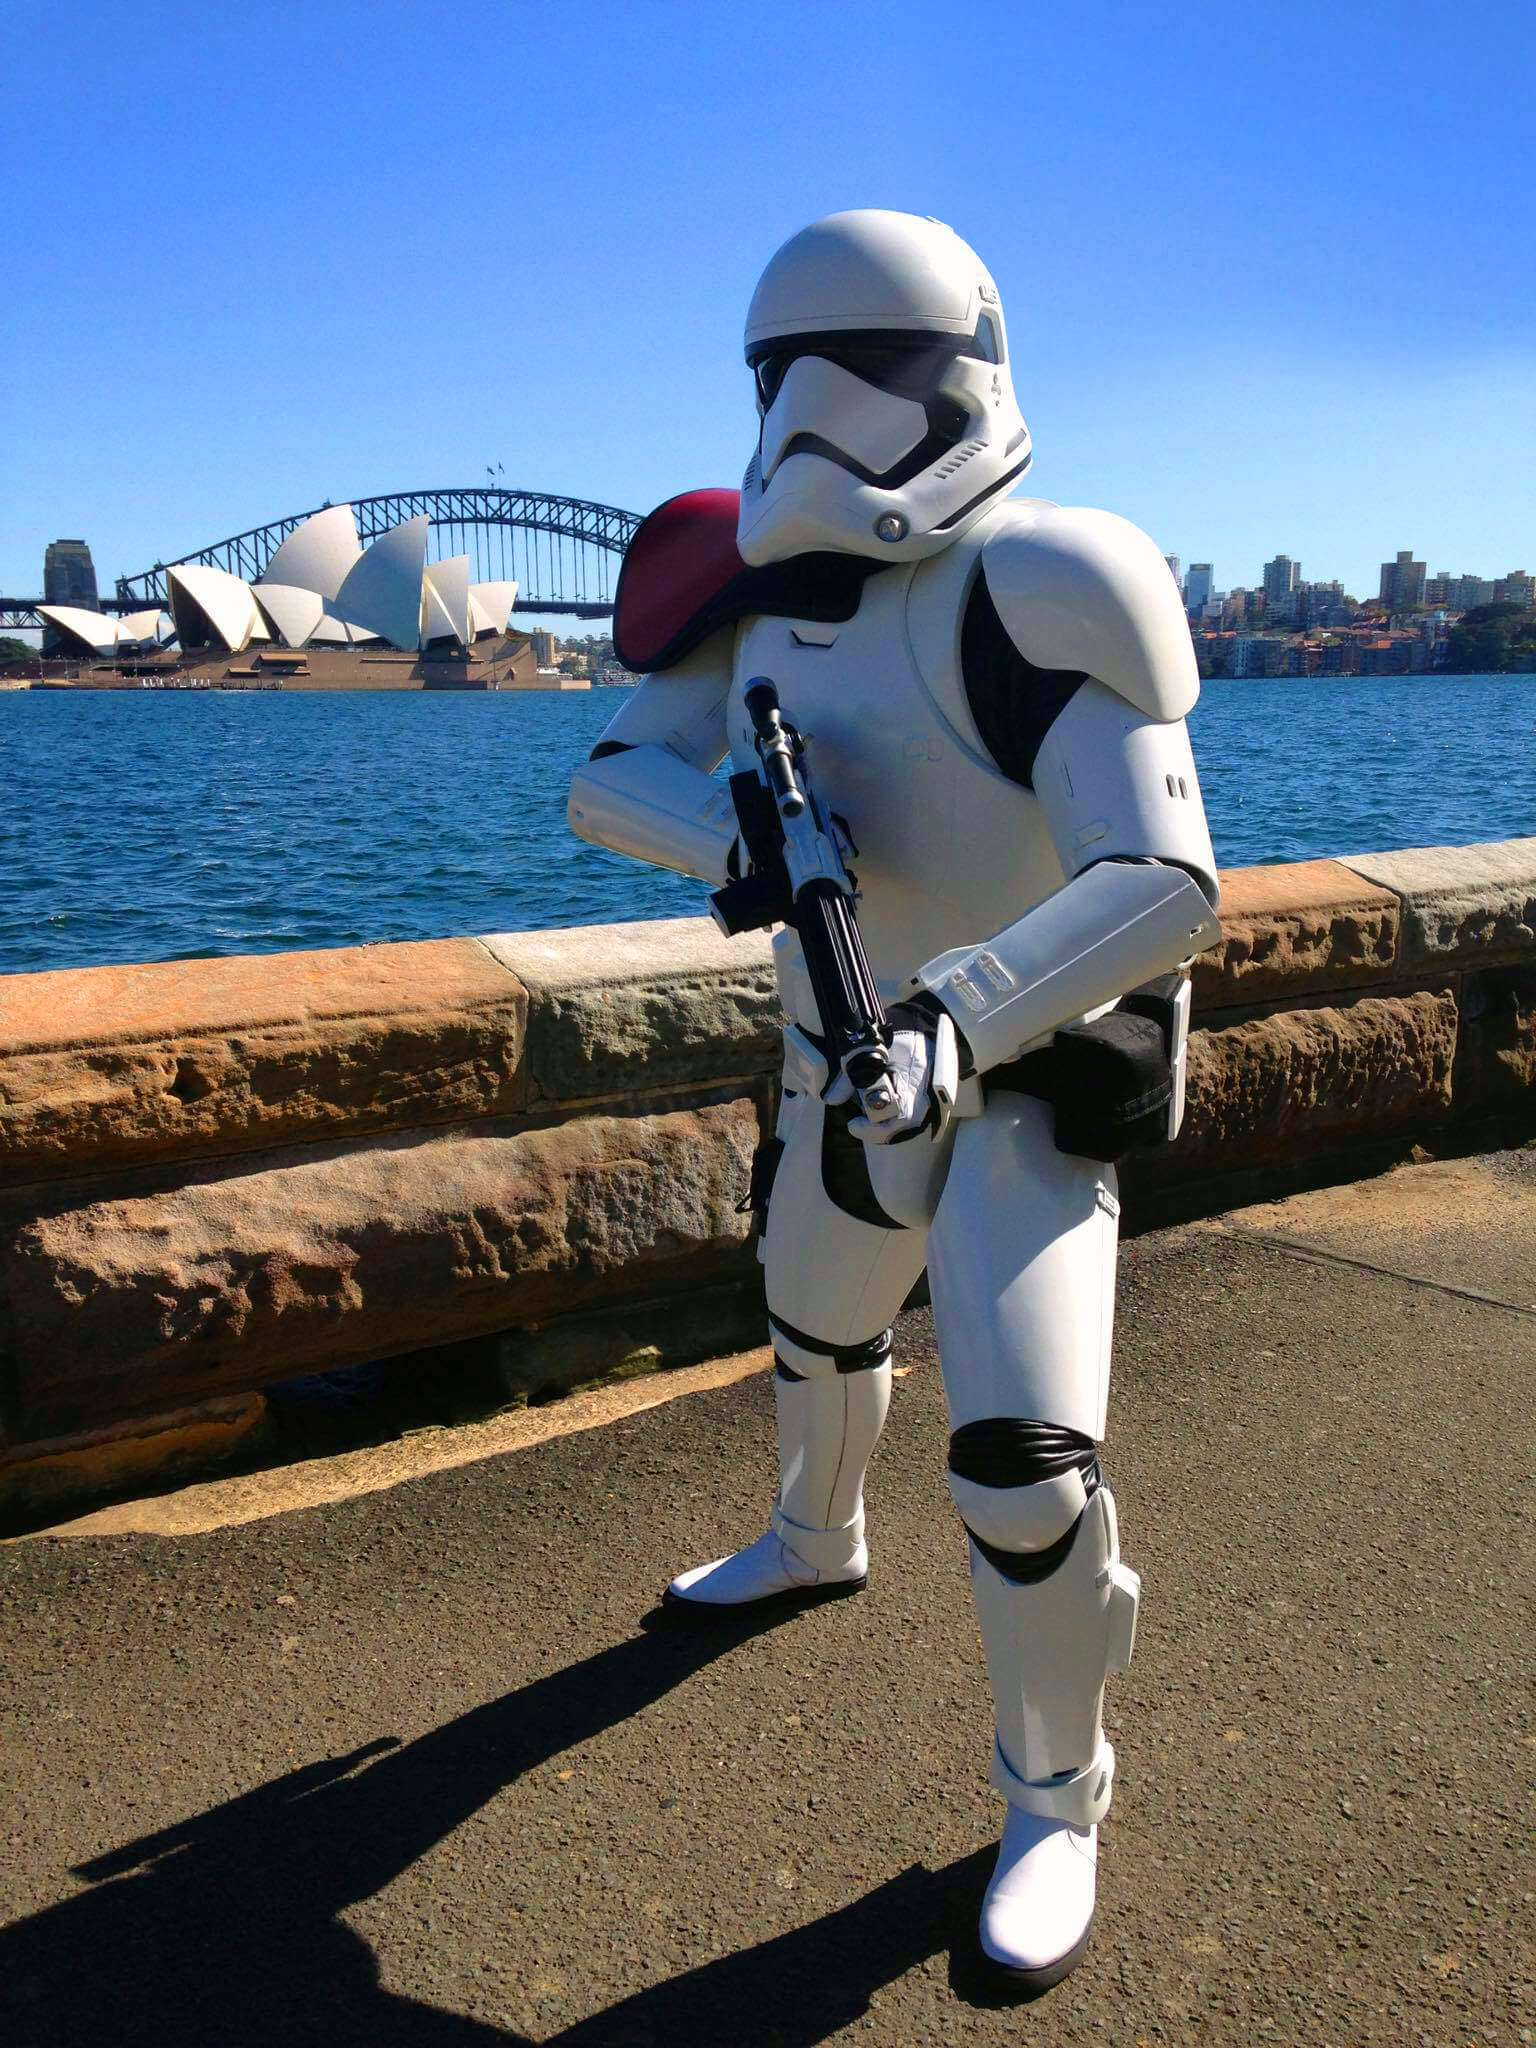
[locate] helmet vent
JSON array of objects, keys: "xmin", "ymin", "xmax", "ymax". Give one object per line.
[
  {"xmin": 743, "ymin": 450, "xmax": 760, "ymax": 492},
  {"xmin": 932, "ymin": 438, "xmax": 986, "ymax": 481}
]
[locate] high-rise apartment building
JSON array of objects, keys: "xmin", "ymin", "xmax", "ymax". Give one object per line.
[
  {"xmin": 1184, "ymin": 563, "xmax": 1213, "ymax": 611},
  {"xmin": 1429, "ymin": 568, "xmax": 1531, "ymax": 610},
  {"xmin": 44, "ymin": 539, "xmax": 98, "ymax": 609},
  {"xmin": 1378, "ymin": 550, "xmax": 1426, "ymax": 608},
  {"xmin": 1262, "ymin": 555, "xmax": 1300, "ymax": 606},
  {"xmin": 1298, "ymin": 580, "xmax": 1350, "ymax": 628},
  {"xmin": 42, "ymin": 539, "xmax": 100, "ymax": 655}
]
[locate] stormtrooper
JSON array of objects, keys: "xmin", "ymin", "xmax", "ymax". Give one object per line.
[{"xmin": 568, "ymin": 210, "xmax": 1221, "ymax": 1990}]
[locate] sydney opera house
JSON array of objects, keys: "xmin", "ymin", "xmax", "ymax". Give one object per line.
[{"xmin": 37, "ymin": 505, "xmax": 519, "ymax": 661}]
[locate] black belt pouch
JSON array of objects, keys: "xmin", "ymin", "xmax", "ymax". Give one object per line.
[
  {"xmin": 990, "ymin": 1008, "xmax": 1173, "ymax": 1163},
  {"xmin": 1050, "ymin": 1012, "xmax": 1172, "ymax": 1160}
]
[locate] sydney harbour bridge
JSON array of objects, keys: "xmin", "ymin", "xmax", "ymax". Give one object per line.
[{"xmin": 0, "ymin": 487, "xmax": 644, "ymax": 632}]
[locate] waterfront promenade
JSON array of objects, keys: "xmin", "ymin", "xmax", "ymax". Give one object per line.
[{"xmin": 3, "ymin": 1149, "xmax": 1531, "ymax": 2045}]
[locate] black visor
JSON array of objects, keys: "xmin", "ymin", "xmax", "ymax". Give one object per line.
[{"xmin": 750, "ymin": 311, "xmax": 1003, "ymax": 411}]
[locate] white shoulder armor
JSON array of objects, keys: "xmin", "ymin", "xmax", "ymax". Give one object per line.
[{"xmin": 981, "ymin": 504, "xmax": 1199, "ymax": 722}]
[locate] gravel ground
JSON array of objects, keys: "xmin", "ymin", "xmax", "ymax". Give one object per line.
[{"xmin": 2, "ymin": 1165, "xmax": 1532, "ymax": 2046}]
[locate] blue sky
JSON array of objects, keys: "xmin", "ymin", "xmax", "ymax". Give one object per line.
[{"xmin": 6, "ymin": 0, "xmax": 1533, "ymax": 613}]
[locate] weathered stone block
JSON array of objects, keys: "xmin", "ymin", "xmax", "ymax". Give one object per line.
[
  {"xmin": 480, "ymin": 917, "xmax": 781, "ymax": 1102},
  {"xmin": 1192, "ymin": 859, "xmax": 1399, "ymax": 1011},
  {"xmin": 0, "ymin": 939, "xmax": 528, "ymax": 1185},
  {"xmin": 1343, "ymin": 838, "xmax": 1536, "ymax": 970},
  {"xmin": 0, "ymin": 1099, "xmax": 758, "ymax": 1439},
  {"xmin": 1453, "ymin": 967, "xmax": 1536, "ymax": 1126},
  {"xmin": 0, "ymin": 1394, "xmax": 267, "ymax": 1525},
  {"xmin": 1174, "ymin": 990, "xmax": 1458, "ymax": 1163}
]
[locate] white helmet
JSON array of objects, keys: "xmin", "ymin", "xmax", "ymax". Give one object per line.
[{"xmin": 737, "ymin": 210, "xmax": 1031, "ymax": 567}]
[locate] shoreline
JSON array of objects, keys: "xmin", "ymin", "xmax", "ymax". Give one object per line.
[{"xmin": 3, "ymin": 667, "xmax": 1529, "ymax": 694}]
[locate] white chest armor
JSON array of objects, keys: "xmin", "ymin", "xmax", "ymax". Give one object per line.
[{"xmin": 727, "ymin": 505, "xmax": 1064, "ymax": 995}]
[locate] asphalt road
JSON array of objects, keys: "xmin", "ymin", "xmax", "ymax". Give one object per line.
[{"xmin": 2, "ymin": 1160, "xmax": 1533, "ymax": 2046}]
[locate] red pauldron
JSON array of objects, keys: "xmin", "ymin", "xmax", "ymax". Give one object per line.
[{"xmin": 612, "ymin": 487, "xmax": 883, "ymax": 674}]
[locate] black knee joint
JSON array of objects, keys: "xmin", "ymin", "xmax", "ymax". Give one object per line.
[
  {"xmin": 947, "ymin": 1416, "xmax": 1102, "ymax": 1493},
  {"xmin": 768, "ymin": 1311, "xmax": 892, "ymax": 1375},
  {"xmin": 949, "ymin": 1417, "xmax": 1103, "ymax": 1586}
]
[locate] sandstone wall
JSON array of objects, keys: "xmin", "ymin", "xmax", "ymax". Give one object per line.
[{"xmin": 2, "ymin": 838, "xmax": 1533, "ymax": 1501}]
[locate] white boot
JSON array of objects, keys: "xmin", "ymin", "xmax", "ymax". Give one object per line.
[
  {"xmin": 980, "ymin": 1806, "xmax": 1099, "ymax": 1986},
  {"xmin": 956, "ymin": 1478, "xmax": 1139, "ymax": 1988},
  {"xmin": 665, "ymin": 1526, "xmax": 866, "ymax": 1608},
  {"xmin": 664, "ymin": 1360, "xmax": 888, "ymax": 1611}
]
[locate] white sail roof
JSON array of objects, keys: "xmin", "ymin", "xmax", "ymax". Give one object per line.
[
  {"xmin": 309, "ymin": 612, "xmax": 378, "ymax": 646},
  {"xmin": 114, "ymin": 609, "xmax": 165, "ymax": 647},
  {"xmin": 331, "ymin": 515, "xmax": 430, "ymax": 651},
  {"xmin": 423, "ymin": 555, "xmax": 471, "ymax": 645},
  {"xmin": 421, "ymin": 580, "xmax": 459, "ymax": 646},
  {"xmin": 259, "ymin": 504, "xmax": 362, "ymax": 602},
  {"xmin": 468, "ymin": 579, "xmax": 518, "ymax": 637},
  {"xmin": 38, "ymin": 605, "xmax": 119, "ymax": 655},
  {"xmin": 165, "ymin": 564, "xmax": 269, "ymax": 653},
  {"xmin": 254, "ymin": 583, "xmax": 326, "ymax": 649}
]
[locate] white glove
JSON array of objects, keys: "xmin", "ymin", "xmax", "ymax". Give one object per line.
[{"xmin": 843, "ymin": 1004, "xmax": 959, "ymax": 1146}]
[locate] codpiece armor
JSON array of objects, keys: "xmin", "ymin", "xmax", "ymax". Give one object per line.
[{"xmin": 567, "ymin": 210, "xmax": 1221, "ymax": 1991}]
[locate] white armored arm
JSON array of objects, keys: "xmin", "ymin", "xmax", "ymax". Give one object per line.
[
  {"xmin": 566, "ymin": 630, "xmax": 741, "ymax": 884},
  {"xmin": 910, "ymin": 510, "xmax": 1221, "ymax": 1073}
]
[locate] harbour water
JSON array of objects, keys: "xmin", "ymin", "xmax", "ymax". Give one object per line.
[{"xmin": 1, "ymin": 675, "xmax": 1532, "ymax": 975}]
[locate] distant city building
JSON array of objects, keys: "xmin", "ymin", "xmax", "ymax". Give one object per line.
[
  {"xmin": 1262, "ymin": 555, "xmax": 1300, "ymax": 608},
  {"xmin": 1378, "ymin": 550, "xmax": 1426, "ymax": 608},
  {"xmin": 1163, "ymin": 554, "xmax": 1181, "ymax": 586},
  {"xmin": 1428, "ymin": 567, "xmax": 1531, "ymax": 611},
  {"xmin": 1184, "ymin": 563, "xmax": 1213, "ymax": 611},
  {"xmin": 1359, "ymin": 635, "xmax": 1419, "ymax": 674},
  {"xmin": 44, "ymin": 538, "xmax": 98, "ymax": 609},
  {"xmin": 528, "ymin": 630, "xmax": 558, "ymax": 667},
  {"xmin": 42, "ymin": 539, "xmax": 100, "ymax": 654},
  {"xmin": 1230, "ymin": 634, "xmax": 1285, "ymax": 678},
  {"xmin": 1314, "ymin": 640, "xmax": 1355, "ymax": 676},
  {"xmin": 1298, "ymin": 580, "xmax": 1351, "ymax": 628}
]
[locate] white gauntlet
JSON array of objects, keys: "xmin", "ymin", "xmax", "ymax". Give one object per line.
[{"xmin": 910, "ymin": 861, "xmax": 1219, "ymax": 1078}]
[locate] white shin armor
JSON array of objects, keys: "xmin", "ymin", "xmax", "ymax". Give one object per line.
[
  {"xmin": 771, "ymin": 1358, "xmax": 892, "ymax": 1574},
  {"xmin": 948, "ymin": 1424, "xmax": 1140, "ymax": 1829}
]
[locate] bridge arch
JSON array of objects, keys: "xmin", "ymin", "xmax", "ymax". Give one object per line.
[{"xmin": 114, "ymin": 488, "xmax": 645, "ymax": 618}]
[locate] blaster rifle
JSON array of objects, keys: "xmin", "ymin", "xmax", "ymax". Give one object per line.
[{"xmin": 709, "ymin": 677, "xmax": 899, "ymax": 1127}]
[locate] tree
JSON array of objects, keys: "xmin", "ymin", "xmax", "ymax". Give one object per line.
[
  {"xmin": 1442, "ymin": 601, "xmax": 1536, "ymax": 674},
  {"xmin": 0, "ymin": 636, "xmax": 34, "ymax": 665}
]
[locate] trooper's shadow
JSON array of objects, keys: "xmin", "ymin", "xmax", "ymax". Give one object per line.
[{"xmin": 0, "ymin": 1605, "xmax": 1002, "ymax": 2046}]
